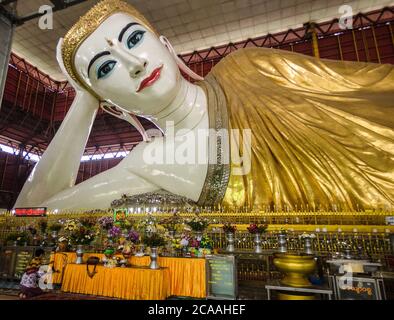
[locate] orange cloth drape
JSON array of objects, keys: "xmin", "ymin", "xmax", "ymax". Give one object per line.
[
  {"xmin": 51, "ymin": 253, "xmax": 206, "ymax": 298},
  {"xmin": 61, "ymin": 264, "xmax": 169, "ymax": 300}
]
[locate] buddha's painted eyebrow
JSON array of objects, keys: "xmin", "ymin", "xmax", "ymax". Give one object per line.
[
  {"xmin": 88, "ymin": 51, "xmax": 111, "ymax": 75},
  {"xmin": 118, "ymin": 22, "xmax": 141, "ymax": 42}
]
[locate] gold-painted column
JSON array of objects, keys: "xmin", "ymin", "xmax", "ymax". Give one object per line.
[
  {"xmin": 389, "ymin": 23, "xmax": 394, "ymax": 51},
  {"xmin": 337, "ymin": 35, "xmax": 343, "ymax": 61},
  {"xmin": 309, "ymin": 22, "xmax": 320, "ymax": 58},
  {"xmin": 371, "ymin": 25, "xmax": 381, "ymax": 63},
  {"xmin": 352, "ymin": 30, "xmax": 360, "ymax": 62}
]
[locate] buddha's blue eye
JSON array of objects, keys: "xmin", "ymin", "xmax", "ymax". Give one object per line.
[
  {"xmin": 97, "ymin": 60, "xmax": 117, "ymax": 79},
  {"xmin": 127, "ymin": 30, "xmax": 145, "ymax": 49}
]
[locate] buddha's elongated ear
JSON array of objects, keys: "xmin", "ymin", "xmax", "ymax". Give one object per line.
[
  {"xmin": 159, "ymin": 35, "xmax": 204, "ymax": 81},
  {"xmin": 100, "ymin": 102, "xmax": 151, "ymax": 142}
]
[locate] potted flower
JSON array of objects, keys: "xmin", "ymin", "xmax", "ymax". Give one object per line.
[
  {"xmin": 79, "ymin": 217, "xmax": 97, "ymax": 229},
  {"xmin": 66, "ymin": 220, "xmax": 97, "ymax": 264},
  {"xmin": 108, "ymin": 225, "xmax": 122, "ymax": 241},
  {"xmin": 136, "ymin": 216, "xmax": 158, "ymax": 237},
  {"xmin": 222, "ymin": 223, "xmax": 237, "ymax": 252},
  {"xmin": 185, "ymin": 215, "xmax": 210, "ymax": 238},
  {"xmin": 143, "ymin": 233, "xmax": 167, "ymax": 269},
  {"xmin": 127, "ymin": 230, "xmax": 140, "ymax": 243},
  {"xmin": 222, "ymin": 223, "xmax": 237, "ymax": 234},
  {"xmin": 6, "ymin": 232, "xmax": 29, "ymax": 246},
  {"xmin": 63, "ymin": 219, "xmax": 78, "ymax": 233},
  {"xmin": 27, "ymin": 225, "xmax": 39, "ymax": 245},
  {"xmin": 247, "ymin": 223, "xmax": 268, "ymax": 234},
  {"xmin": 199, "ymin": 235, "xmax": 214, "ymax": 257},
  {"xmin": 160, "ymin": 214, "xmax": 182, "ymax": 236},
  {"xmin": 247, "ymin": 223, "xmax": 268, "ymax": 253},
  {"xmin": 38, "ymin": 219, "xmax": 48, "ymax": 235},
  {"xmin": 48, "ymin": 222, "xmax": 62, "ymax": 241},
  {"xmin": 98, "ymin": 216, "xmax": 114, "ymax": 231}
]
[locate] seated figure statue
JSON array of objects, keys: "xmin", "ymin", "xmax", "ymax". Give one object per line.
[{"xmin": 14, "ymin": 0, "xmax": 394, "ymax": 211}]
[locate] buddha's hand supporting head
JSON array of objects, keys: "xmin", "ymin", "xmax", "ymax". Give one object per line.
[{"xmin": 61, "ymin": 0, "xmax": 186, "ymax": 117}]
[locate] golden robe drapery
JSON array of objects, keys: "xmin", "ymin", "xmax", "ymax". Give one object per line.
[{"xmin": 207, "ymin": 47, "xmax": 394, "ymax": 211}]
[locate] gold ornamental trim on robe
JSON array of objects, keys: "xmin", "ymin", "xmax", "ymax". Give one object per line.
[
  {"xmin": 197, "ymin": 75, "xmax": 231, "ymax": 207},
  {"xmin": 205, "ymin": 47, "xmax": 394, "ymax": 211}
]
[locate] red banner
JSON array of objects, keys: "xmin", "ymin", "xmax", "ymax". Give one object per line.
[{"xmin": 14, "ymin": 207, "xmax": 47, "ymax": 217}]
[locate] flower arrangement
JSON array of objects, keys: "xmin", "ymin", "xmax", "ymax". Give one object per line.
[
  {"xmin": 143, "ymin": 233, "xmax": 167, "ymax": 248},
  {"xmin": 222, "ymin": 223, "xmax": 237, "ymax": 234},
  {"xmin": 160, "ymin": 214, "xmax": 182, "ymax": 232},
  {"xmin": 69, "ymin": 227, "xmax": 97, "ymax": 245},
  {"xmin": 171, "ymin": 238, "xmax": 182, "ymax": 250},
  {"xmin": 189, "ymin": 238, "xmax": 200, "ymax": 248},
  {"xmin": 180, "ymin": 236, "xmax": 190, "ymax": 247},
  {"xmin": 185, "ymin": 215, "xmax": 210, "ymax": 232},
  {"xmin": 63, "ymin": 219, "xmax": 78, "ymax": 232},
  {"xmin": 199, "ymin": 235, "xmax": 214, "ymax": 250},
  {"xmin": 65, "ymin": 220, "xmax": 97, "ymax": 246},
  {"xmin": 114, "ymin": 218, "xmax": 133, "ymax": 231},
  {"xmin": 127, "ymin": 230, "xmax": 140, "ymax": 243},
  {"xmin": 27, "ymin": 224, "xmax": 37, "ymax": 236},
  {"xmin": 98, "ymin": 216, "xmax": 114, "ymax": 230},
  {"xmin": 247, "ymin": 223, "xmax": 268, "ymax": 234},
  {"xmin": 172, "ymin": 234, "xmax": 191, "ymax": 249},
  {"xmin": 6, "ymin": 232, "xmax": 29, "ymax": 245},
  {"xmin": 48, "ymin": 222, "xmax": 62, "ymax": 232},
  {"xmin": 108, "ymin": 226, "xmax": 122, "ymax": 239},
  {"xmin": 79, "ymin": 217, "xmax": 96, "ymax": 229},
  {"xmin": 38, "ymin": 219, "xmax": 47, "ymax": 234},
  {"xmin": 137, "ymin": 216, "xmax": 158, "ymax": 234}
]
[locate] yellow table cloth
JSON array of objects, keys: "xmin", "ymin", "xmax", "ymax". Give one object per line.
[
  {"xmin": 61, "ymin": 264, "xmax": 169, "ymax": 300},
  {"xmin": 51, "ymin": 252, "xmax": 206, "ymax": 298}
]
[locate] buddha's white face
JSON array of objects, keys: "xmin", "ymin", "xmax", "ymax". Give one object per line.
[{"xmin": 74, "ymin": 13, "xmax": 181, "ymax": 116}]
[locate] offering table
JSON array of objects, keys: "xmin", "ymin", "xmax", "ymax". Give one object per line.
[
  {"xmin": 61, "ymin": 264, "xmax": 170, "ymax": 300},
  {"xmin": 51, "ymin": 253, "xmax": 206, "ymax": 299}
]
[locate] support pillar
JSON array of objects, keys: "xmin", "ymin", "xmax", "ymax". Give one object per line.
[
  {"xmin": 0, "ymin": 8, "xmax": 14, "ymax": 108},
  {"xmin": 304, "ymin": 22, "xmax": 320, "ymax": 59}
]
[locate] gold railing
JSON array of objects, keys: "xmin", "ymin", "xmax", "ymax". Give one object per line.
[
  {"xmin": 0, "ymin": 210, "xmax": 393, "ymax": 255},
  {"xmin": 1, "ymin": 209, "xmax": 393, "ymax": 223}
]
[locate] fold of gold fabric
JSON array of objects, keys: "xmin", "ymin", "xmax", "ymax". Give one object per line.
[
  {"xmin": 51, "ymin": 253, "xmax": 206, "ymax": 298},
  {"xmin": 61, "ymin": 264, "xmax": 170, "ymax": 300},
  {"xmin": 208, "ymin": 47, "xmax": 394, "ymax": 211}
]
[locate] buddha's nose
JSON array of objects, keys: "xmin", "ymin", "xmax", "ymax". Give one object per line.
[{"xmin": 129, "ymin": 58, "xmax": 148, "ymax": 79}]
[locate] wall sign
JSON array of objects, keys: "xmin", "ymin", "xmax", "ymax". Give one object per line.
[
  {"xmin": 336, "ymin": 276, "xmax": 380, "ymax": 300},
  {"xmin": 14, "ymin": 207, "xmax": 47, "ymax": 217},
  {"xmin": 14, "ymin": 250, "xmax": 33, "ymax": 278},
  {"xmin": 206, "ymin": 255, "xmax": 237, "ymax": 300}
]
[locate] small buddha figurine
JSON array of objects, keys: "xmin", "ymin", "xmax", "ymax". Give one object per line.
[{"xmin": 15, "ymin": 0, "xmax": 394, "ymax": 212}]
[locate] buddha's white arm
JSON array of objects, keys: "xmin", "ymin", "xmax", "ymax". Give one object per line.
[{"xmin": 14, "ymin": 93, "xmax": 99, "ymax": 208}]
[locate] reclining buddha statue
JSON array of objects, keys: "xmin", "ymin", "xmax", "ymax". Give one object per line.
[{"xmin": 14, "ymin": 0, "xmax": 394, "ymax": 212}]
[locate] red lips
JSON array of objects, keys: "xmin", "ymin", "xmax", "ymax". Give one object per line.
[{"xmin": 137, "ymin": 65, "xmax": 163, "ymax": 92}]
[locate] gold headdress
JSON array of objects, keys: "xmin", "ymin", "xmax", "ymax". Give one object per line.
[{"xmin": 62, "ymin": 0, "xmax": 158, "ymax": 88}]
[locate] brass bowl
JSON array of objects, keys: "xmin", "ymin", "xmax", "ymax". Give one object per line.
[
  {"xmin": 273, "ymin": 253, "xmax": 317, "ymax": 288},
  {"xmin": 277, "ymin": 292, "xmax": 316, "ymax": 300}
]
